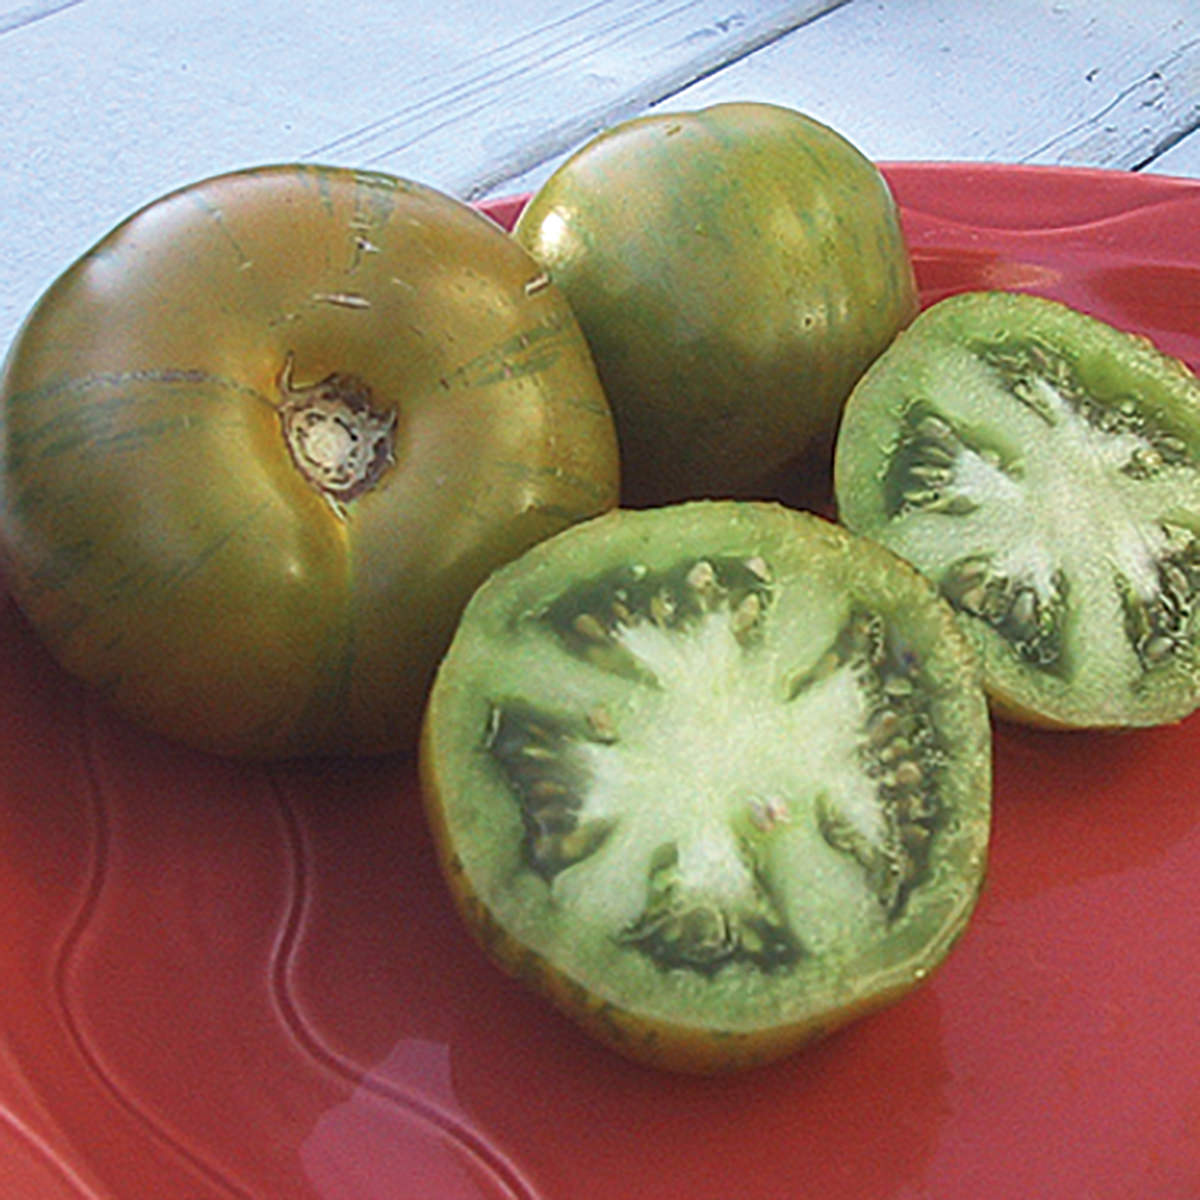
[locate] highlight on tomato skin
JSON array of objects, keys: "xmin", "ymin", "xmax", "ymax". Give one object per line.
[{"xmin": 0, "ymin": 163, "xmax": 620, "ymax": 760}]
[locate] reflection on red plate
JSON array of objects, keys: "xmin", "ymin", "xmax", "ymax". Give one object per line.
[{"xmin": 3, "ymin": 164, "xmax": 1200, "ymax": 1199}]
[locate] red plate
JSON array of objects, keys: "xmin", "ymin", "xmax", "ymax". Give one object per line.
[{"xmin": 3, "ymin": 164, "xmax": 1200, "ymax": 1199}]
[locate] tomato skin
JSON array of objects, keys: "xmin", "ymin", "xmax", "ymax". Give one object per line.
[
  {"xmin": 514, "ymin": 102, "xmax": 919, "ymax": 507},
  {"xmin": 0, "ymin": 165, "xmax": 619, "ymax": 759}
]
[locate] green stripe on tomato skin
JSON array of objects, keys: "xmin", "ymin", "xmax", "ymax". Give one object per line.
[
  {"xmin": 33, "ymin": 497, "xmax": 275, "ymax": 643},
  {"xmin": 1, "ymin": 375, "xmax": 267, "ymax": 627},
  {"xmin": 0, "ymin": 369, "xmax": 267, "ymax": 463},
  {"xmin": 292, "ymin": 161, "xmax": 343, "ymax": 218},
  {"xmin": 1, "ymin": 368, "xmax": 354, "ymax": 756},
  {"xmin": 488, "ymin": 456, "xmax": 616, "ymax": 500},
  {"xmin": 181, "ymin": 191, "xmax": 257, "ymax": 272},
  {"xmin": 439, "ymin": 314, "xmax": 573, "ymax": 391}
]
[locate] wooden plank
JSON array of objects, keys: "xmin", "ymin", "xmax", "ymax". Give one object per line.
[
  {"xmin": 0, "ymin": 0, "xmax": 845, "ymax": 358},
  {"xmin": 654, "ymin": 0, "xmax": 1200, "ymax": 166},
  {"xmin": 493, "ymin": 0, "xmax": 1200, "ymax": 199},
  {"xmin": 1024, "ymin": 35, "xmax": 1200, "ymax": 170},
  {"xmin": 309, "ymin": 0, "xmax": 851, "ymax": 199}
]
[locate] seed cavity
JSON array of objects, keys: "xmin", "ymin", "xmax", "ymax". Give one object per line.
[
  {"xmin": 884, "ymin": 403, "xmax": 984, "ymax": 518},
  {"xmin": 785, "ymin": 609, "xmax": 883, "ymax": 698},
  {"xmin": 485, "ymin": 704, "xmax": 614, "ymax": 881},
  {"xmin": 853, "ymin": 619, "xmax": 941, "ymax": 912},
  {"xmin": 617, "ymin": 842, "xmax": 801, "ymax": 974},
  {"xmin": 941, "ymin": 555, "xmax": 1068, "ymax": 671},
  {"xmin": 816, "ymin": 794, "xmax": 912, "ymax": 916},
  {"xmin": 1122, "ymin": 431, "xmax": 1194, "ymax": 479},
  {"xmin": 544, "ymin": 555, "xmax": 775, "ymax": 680},
  {"xmin": 977, "ymin": 338, "xmax": 1198, "ymax": 479},
  {"xmin": 1117, "ymin": 523, "xmax": 1200, "ymax": 672},
  {"xmin": 977, "ymin": 338, "xmax": 1072, "ymax": 426},
  {"xmin": 785, "ymin": 608, "xmax": 944, "ymax": 915}
]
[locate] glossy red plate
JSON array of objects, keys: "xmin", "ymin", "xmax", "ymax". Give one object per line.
[{"xmin": 3, "ymin": 164, "xmax": 1200, "ymax": 1199}]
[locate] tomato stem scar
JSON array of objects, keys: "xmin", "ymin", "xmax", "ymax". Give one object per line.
[{"xmin": 277, "ymin": 353, "xmax": 396, "ymax": 504}]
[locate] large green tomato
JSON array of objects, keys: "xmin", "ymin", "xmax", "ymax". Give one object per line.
[
  {"xmin": 0, "ymin": 165, "xmax": 619, "ymax": 759},
  {"xmin": 514, "ymin": 102, "xmax": 918, "ymax": 506}
]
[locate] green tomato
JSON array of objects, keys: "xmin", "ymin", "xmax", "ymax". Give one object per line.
[
  {"xmin": 835, "ymin": 290, "xmax": 1200, "ymax": 728},
  {"xmin": 514, "ymin": 102, "xmax": 918, "ymax": 506},
  {"xmin": 0, "ymin": 165, "xmax": 619, "ymax": 759},
  {"xmin": 421, "ymin": 501, "xmax": 991, "ymax": 1073}
]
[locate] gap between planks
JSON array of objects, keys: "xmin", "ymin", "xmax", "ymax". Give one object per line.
[{"xmin": 0, "ymin": 0, "xmax": 86, "ymax": 38}]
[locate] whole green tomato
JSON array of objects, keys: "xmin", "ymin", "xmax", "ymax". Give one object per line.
[
  {"xmin": 514, "ymin": 101, "xmax": 918, "ymax": 506},
  {"xmin": 0, "ymin": 165, "xmax": 619, "ymax": 759}
]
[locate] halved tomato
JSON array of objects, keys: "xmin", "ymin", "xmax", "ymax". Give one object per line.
[
  {"xmin": 835, "ymin": 290, "xmax": 1200, "ymax": 728},
  {"xmin": 421, "ymin": 501, "xmax": 991, "ymax": 1072}
]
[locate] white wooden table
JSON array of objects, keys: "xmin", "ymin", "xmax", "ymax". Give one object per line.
[{"xmin": 4, "ymin": 0, "xmax": 1200, "ymax": 360}]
